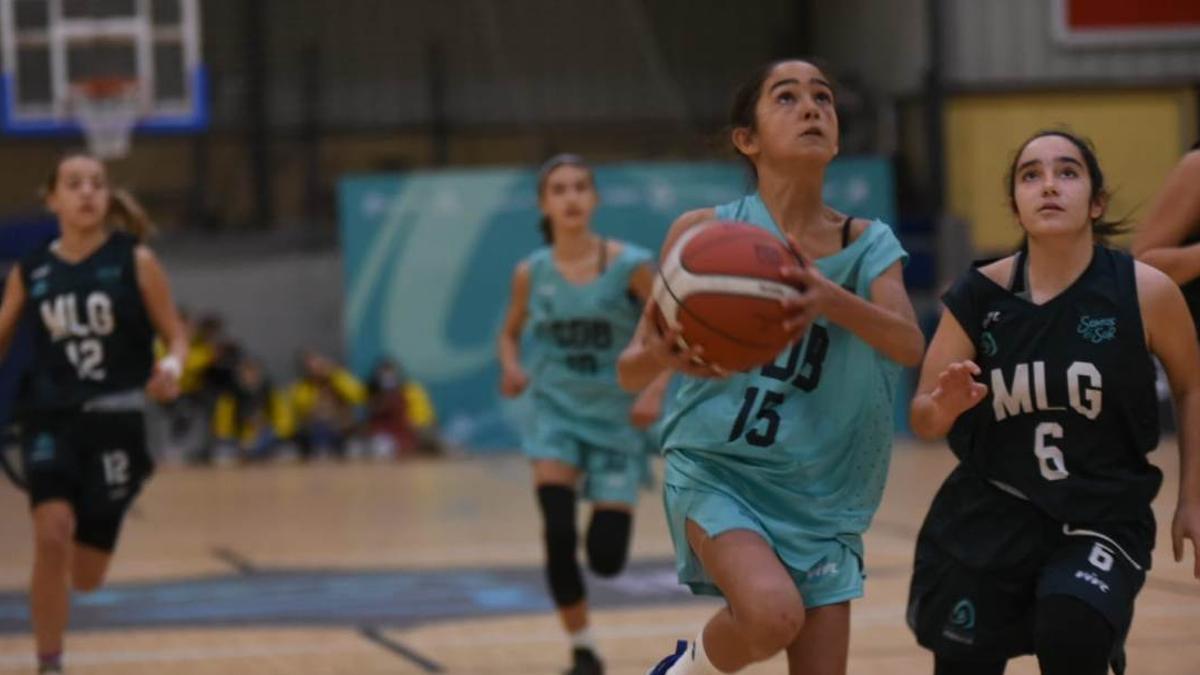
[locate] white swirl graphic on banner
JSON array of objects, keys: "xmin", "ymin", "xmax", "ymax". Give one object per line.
[{"xmin": 348, "ymin": 172, "xmax": 522, "ymax": 383}]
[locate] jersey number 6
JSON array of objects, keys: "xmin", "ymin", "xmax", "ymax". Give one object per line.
[{"xmin": 1034, "ymin": 421, "xmax": 1069, "ymax": 481}]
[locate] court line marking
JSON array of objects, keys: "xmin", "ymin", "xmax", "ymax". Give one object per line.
[
  {"xmin": 0, "ymin": 640, "xmax": 366, "ymax": 670},
  {"xmin": 358, "ymin": 625, "xmax": 444, "ymax": 672},
  {"xmin": 0, "ymin": 601, "xmax": 1195, "ymax": 669},
  {"xmin": 401, "ymin": 600, "xmax": 1200, "ymax": 647},
  {"xmin": 210, "ymin": 547, "xmax": 257, "ymax": 575}
]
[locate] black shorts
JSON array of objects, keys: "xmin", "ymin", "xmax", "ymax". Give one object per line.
[
  {"xmin": 907, "ymin": 465, "xmax": 1150, "ymax": 664},
  {"xmin": 21, "ymin": 410, "xmax": 153, "ymax": 552}
]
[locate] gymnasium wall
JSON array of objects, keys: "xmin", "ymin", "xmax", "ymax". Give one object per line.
[
  {"xmin": 802, "ymin": 0, "xmax": 1200, "ymax": 99},
  {"xmin": 942, "ymin": 0, "xmax": 1200, "ymax": 87},
  {"xmin": 810, "ymin": 0, "xmax": 928, "ymax": 96},
  {"xmin": 338, "ymin": 159, "xmax": 898, "ymax": 449},
  {"xmin": 201, "ymin": 0, "xmax": 801, "ymax": 131},
  {"xmin": 161, "ymin": 247, "xmax": 346, "ymax": 382},
  {"xmin": 945, "ymin": 88, "xmax": 1197, "ymax": 254}
]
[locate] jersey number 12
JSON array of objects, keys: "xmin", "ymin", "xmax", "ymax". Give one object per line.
[{"xmin": 66, "ymin": 338, "xmax": 106, "ymax": 381}]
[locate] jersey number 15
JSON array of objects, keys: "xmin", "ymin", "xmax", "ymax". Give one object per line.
[{"xmin": 727, "ymin": 325, "xmax": 830, "ymax": 447}]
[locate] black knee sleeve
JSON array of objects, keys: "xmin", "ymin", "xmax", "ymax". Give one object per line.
[
  {"xmin": 585, "ymin": 508, "xmax": 632, "ymax": 577},
  {"xmin": 537, "ymin": 485, "xmax": 584, "ymax": 607},
  {"xmin": 1034, "ymin": 594, "xmax": 1115, "ymax": 675}
]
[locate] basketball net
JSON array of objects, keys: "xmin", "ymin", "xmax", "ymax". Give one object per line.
[{"xmin": 70, "ymin": 78, "xmax": 140, "ymax": 160}]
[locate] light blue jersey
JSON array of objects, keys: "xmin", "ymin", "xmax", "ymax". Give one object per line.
[
  {"xmin": 661, "ymin": 193, "xmax": 907, "ymax": 602},
  {"xmin": 521, "ymin": 242, "xmax": 654, "ymax": 501}
]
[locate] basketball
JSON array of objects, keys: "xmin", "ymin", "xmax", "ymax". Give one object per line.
[{"xmin": 652, "ymin": 220, "xmax": 803, "ymax": 372}]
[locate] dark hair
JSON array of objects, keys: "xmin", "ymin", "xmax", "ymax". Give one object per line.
[
  {"xmin": 728, "ymin": 58, "xmax": 838, "ymax": 184},
  {"xmin": 43, "ymin": 151, "xmax": 156, "ymax": 241},
  {"xmin": 1005, "ymin": 129, "xmax": 1128, "ymax": 243},
  {"xmin": 535, "ymin": 153, "xmax": 593, "ymax": 244}
]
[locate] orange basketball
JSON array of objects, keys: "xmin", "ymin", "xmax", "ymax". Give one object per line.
[{"xmin": 652, "ymin": 220, "xmax": 803, "ymax": 372}]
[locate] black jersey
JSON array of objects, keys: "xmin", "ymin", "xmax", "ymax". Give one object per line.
[
  {"xmin": 944, "ymin": 245, "xmax": 1161, "ymax": 524},
  {"xmin": 18, "ymin": 232, "xmax": 155, "ymax": 411}
]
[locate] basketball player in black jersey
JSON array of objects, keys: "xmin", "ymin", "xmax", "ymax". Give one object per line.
[
  {"xmin": 0, "ymin": 153, "xmax": 188, "ymax": 675},
  {"xmin": 906, "ymin": 130, "xmax": 1200, "ymax": 675},
  {"xmin": 1131, "ymin": 140, "xmax": 1200, "ymax": 336}
]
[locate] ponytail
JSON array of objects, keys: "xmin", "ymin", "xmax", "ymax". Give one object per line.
[
  {"xmin": 538, "ymin": 215, "xmax": 553, "ymax": 244},
  {"xmin": 108, "ymin": 188, "xmax": 156, "ymax": 241}
]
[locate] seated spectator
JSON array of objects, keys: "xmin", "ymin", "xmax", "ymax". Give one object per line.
[
  {"xmin": 366, "ymin": 357, "xmax": 443, "ymax": 459},
  {"xmin": 290, "ymin": 349, "xmax": 366, "ymax": 460},
  {"xmin": 211, "ymin": 355, "xmax": 290, "ymax": 463}
]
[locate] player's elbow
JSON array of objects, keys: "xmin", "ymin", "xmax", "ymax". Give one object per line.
[{"xmin": 909, "ymin": 401, "xmax": 945, "ymax": 441}]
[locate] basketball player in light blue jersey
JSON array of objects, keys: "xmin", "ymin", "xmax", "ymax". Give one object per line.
[
  {"xmin": 619, "ymin": 60, "xmax": 925, "ymax": 675},
  {"xmin": 497, "ymin": 154, "xmax": 669, "ymax": 675}
]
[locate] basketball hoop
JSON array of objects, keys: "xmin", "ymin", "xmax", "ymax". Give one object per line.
[{"xmin": 69, "ymin": 77, "xmax": 141, "ymax": 160}]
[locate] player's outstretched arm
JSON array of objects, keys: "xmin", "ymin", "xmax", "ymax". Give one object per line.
[
  {"xmin": 497, "ymin": 262, "xmax": 531, "ymax": 398},
  {"xmin": 777, "ymin": 239, "xmax": 924, "ymax": 367},
  {"xmin": 136, "ymin": 246, "xmax": 187, "ymax": 402},
  {"xmin": 616, "ymin": 208, "xmax": 721, "ymax": 392},
  {"xmin": 909, "ymin": 308, "xmax": 987, "ymax": 441},
  {"xmin": 1137, "ymin": 262, "xmax": 1200, "ymax": 579},
  {"xmin": 1132, "ymin": 150, "xmax": 1200, "ymax": 286},
  {"xmin": 0, "ymin": 267, "xmax": 26, "ymax": 361}
]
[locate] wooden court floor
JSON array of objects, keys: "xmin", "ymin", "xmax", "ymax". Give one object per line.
[{"xmin": 0, "ymin": 440, "xmax": 1197, "ymax": 674}]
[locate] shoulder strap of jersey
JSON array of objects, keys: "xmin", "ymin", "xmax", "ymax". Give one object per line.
[
  {"xmin": 526, "ymin": 247, "xmax": 551, "ymax": 279},
  {"xmin": 1008, "ymin": 247, "xmax": 1035, "ymax": 302}
]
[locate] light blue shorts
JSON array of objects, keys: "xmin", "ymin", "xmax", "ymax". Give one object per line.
[
  {"xmin": 663, "ymin": 483, "xmax": 864, "ymax": 607},
  {"xmin": 524, "ymin": 424, "xmax": 646, "ymax": 505}
]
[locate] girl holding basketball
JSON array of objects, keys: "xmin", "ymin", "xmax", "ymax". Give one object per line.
[
  {"xmin": 0, "ymin": 152, "xmax": 187, "ymax": 675},
  {"xmin": 618, "ymin": 59, "xmax": 924, "ymax": 675},
  {"xmin": 496, "ymin": 154, "xmax": 669, "ymax": 675}
]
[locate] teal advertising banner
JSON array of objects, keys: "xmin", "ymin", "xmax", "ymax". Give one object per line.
[{"xmin": 339, "ymin": 159, "xmax": 897, "ymax": 449}]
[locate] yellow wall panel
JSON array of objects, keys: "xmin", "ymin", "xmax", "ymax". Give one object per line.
[{"xmin": 946, "ymin": 89, "xmax": 1195, "ymax": 254}]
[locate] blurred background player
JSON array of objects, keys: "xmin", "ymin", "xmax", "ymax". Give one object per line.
[
  {"xmin": 497, "ymin": 154, "xmax": 669, "ymax": 675},
  {"xmin": 907, "ymin": 130, "xmax": 1200, "ymax": 675},
  {"xmin": 0, "ymin": 152, "xmax": 187, "ymax": 675},
  {"xmin": 620, "ymin": 59, "xmax": 924, "ymax": 675}
]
